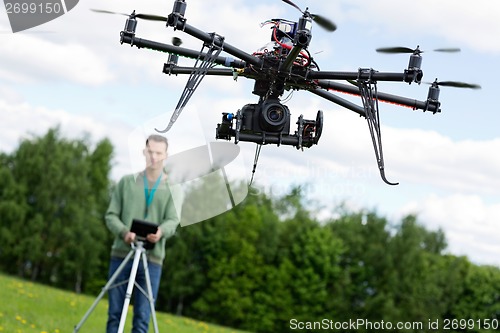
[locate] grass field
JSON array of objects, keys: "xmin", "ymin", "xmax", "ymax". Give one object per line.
[{"xmin": 0, "ymin": 273, "xmax": 247, "ymax": 333}]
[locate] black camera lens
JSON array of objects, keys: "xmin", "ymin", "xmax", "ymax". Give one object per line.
[
  {"xmin": 267, "ymin": 107, "xmax": 284, "ymax": 122},
  {"xmin": 259, "ymin": 100, "xmax": 289, "ymax": 132}
]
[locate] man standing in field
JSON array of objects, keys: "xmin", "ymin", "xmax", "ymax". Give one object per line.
[{"xmin": 105, "ymin": 134, "xmax": 182, "ymax": 333}]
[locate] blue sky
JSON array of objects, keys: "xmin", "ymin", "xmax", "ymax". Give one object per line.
[{"xmin": 1, "ymin": 0, "xmax": 499, "ymax": 267}]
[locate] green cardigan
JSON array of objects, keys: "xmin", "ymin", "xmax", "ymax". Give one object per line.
[{"xmin": 105, "ymin": 172, "xmax": 183, "ymax": 265}]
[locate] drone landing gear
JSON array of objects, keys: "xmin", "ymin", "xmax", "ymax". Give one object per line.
[
  {"xmin": 358, "ymin": 70, "xmax": 399, "ymax": 186},
  {"xmin": 156, "ymin": 33, "xmax": 225, "ymax": 133},
  {"xmin": 249, "ymin": 144, "xmax": 262, "ymax": 186}
]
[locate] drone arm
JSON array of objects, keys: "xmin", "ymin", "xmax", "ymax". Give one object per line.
[
  {"xmin": 280, "ymin": 43, "xmax": 305, "ymax": 73},
  {"xmin": 317, "ymin": 80, "xmax": 441, "ymax": 113},
  {"xmin": 279, "ymin": 29, "xmax": 311, "ymax": 73},
  {"xmin": 120, "ymin": 34, "xmax": 246, "ymax": 68},
  {"xmin": 166, "ymin": 20, "xmax": 263, "ymax": 68},
  {"xmin": 309, "ymin": 87, "xmax": 366, "ymax": 117},
  {"xmin": 308, "ymin": 71, "xmax": 406, "ymax": 82},
  {"xmin": 165, "ymin": 66, "xmax": 235, "ymax": 76}
]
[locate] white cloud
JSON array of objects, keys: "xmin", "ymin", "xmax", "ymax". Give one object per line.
[
  {"xmin": 399, "ymin": 193, "xmax": 500, "ymax": 267},
  {"xmin": 383, "ymin": 127, "xmax": 500, "ymax": 195},
  {"xmin": 0, "ymin": 99, "xmax": 132, "ymax": 179},
  {"xmin": 0, "ymin": 85, "xmax": 24, "ymax": 104},
  {"xmin": 0, "ymin": 31, "xmax": 113, "ymax": 85},
  {"xmin": 0, "ymin": 1, "xmax": 177, "ymax": 86}
]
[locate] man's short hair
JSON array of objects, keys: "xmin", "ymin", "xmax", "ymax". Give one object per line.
[{"xmin": 146, "ymin": 134, "xmax": 168, "ymax": 151}]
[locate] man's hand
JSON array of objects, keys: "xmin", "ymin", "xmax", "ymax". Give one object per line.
[
  {"xmin": 123, "ymin": 231, "xmax": 136, "ymax": 245},
  {"xmin": 147, "ymin": 228, "xmax": 163, "ymax": 244}
]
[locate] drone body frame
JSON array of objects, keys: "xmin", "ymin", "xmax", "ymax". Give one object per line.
[{"xmin": 108, "ymin": 0, "xmax": 479, "ymax": 185}]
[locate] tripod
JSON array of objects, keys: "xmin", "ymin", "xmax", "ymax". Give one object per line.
[{"xmin": 73, "ymin": 241, "xmax": 159, "ymax": 333}]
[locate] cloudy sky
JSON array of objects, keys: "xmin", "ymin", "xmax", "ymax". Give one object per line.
[{"xmin": 1, "ymin": 0, "xmax": 499, "ymax": 267}]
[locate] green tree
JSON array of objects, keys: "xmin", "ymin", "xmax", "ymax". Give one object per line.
[
  {"xmin": 184, "ymin": 190, "xmax": 278, "ymax": 330},
  {"xmin": 0, "ymin": 128, "xmax": 113, "ymax": 293},
  {"xmin": 448, "ymin": 262, "xmax": 500, "ymax": 331},
  {"xmin": 270, "ymin": 188, "xmax": 343, "ymax": 331},
  {"xmin": 0, "ymin": 153, "xmax": 29, "ymax": 273},
  {"xmin": 389, "ymin": 215, "xmax": 452, "ymax": 323},
  {"xmin": 161, "ymin": 186, "xmax": 344, "ymax": 332},
  {"xmin": 326, "ymin": 208, "xmax": 396, "ymax": 325}
]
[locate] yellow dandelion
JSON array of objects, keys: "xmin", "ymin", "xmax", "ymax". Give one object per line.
[
  {"xmin": 21, "ymin": 319, "xmax": 27, "ymax": 324},
  {"xmin": 15, "ymin": 315, "xmax": 22, "ymax": 321}
]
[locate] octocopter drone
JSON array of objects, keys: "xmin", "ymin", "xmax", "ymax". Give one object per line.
[{"xmin": 93, "ymin": 0, "xmax": 480, "ymax": 185}]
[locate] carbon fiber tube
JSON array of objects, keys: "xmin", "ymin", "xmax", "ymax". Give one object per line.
[
  {"xmin": 120, "ymin": 34, "xmax": 247, "ymax": 68},
  {"xmin": 316, "ymin": 80, "xmax": 440, "ymax": 113}
]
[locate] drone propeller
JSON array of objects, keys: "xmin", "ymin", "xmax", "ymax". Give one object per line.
[
  {"xmin": 90, "ymin": 9, "xmax": 168, "ymax": 22},
  {"xmin": 90, "ymin": 9, "xmax": 128, "ymax": 16},
  {"xmin": 376, "ymin": 46, "xmax": 461, "ymax": 54},
  {"xmin": 282, "ymin": 0, "xmax": 337, "ymax": 32},
  {"xmin": 134, "ymin": 13, "xmax": 168, "ymax": 22},
  {"xmin": 427, "ymin": 79, "xmax": 481, "ymax": 89}
]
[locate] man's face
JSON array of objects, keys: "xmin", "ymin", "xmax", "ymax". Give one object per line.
[{"xmin": 144, "ymin": 140, "xmax": 168, "ymax": 171}]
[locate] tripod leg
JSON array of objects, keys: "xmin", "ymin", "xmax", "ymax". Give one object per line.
[
  {"xmin": 141, "ymin": 252, "xmax": 160, "ymax": 333},
  {"xmin": 117, "ymin": 245, "xmax": 143, "ymax": 333},
  {"xmin": 73, "ymin": 249, "xmax": 135, "ymax": 333}
]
